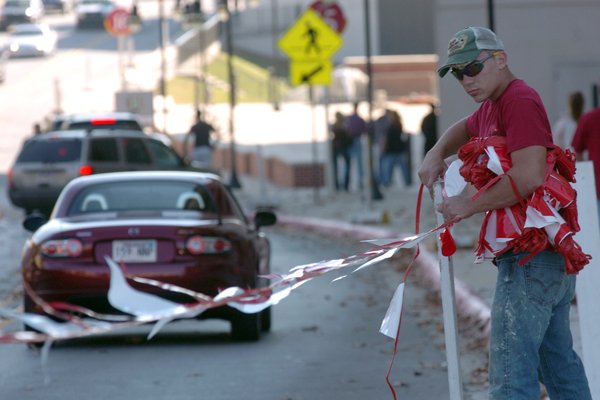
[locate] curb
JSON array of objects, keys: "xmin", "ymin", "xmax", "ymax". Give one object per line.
[{"xmin": 275, "ymin": 214, "xmax": 491, "ymax": 340}]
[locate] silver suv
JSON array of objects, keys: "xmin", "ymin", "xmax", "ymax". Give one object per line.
[{"xmin": 8, "ymin": 129, "xmax": 200, "ymax": 215}]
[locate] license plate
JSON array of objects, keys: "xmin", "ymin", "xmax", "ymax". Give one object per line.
[{"xmin": 112, "ymin": 240, "xmax": 157, "ymax": 263}]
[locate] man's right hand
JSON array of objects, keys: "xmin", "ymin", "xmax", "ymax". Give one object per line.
[{"xmin": 418, "ymin": 149, "xmax": 448, "ymax": 194}]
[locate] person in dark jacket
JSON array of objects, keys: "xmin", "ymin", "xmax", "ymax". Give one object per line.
[
  {"xmin": 379, "ymin": 110, "xmax": 411, "ymax": 187},
  {"xmin": 185, "ymin": 109, "xmax": 216, "ymax": 169},
  {"xmin": 331, "ymin": 111, "xmax": 351, "ymax": 191},
  {"xmin": 421, "ymin": 102, "xmax": 438, "ymax": 155}
]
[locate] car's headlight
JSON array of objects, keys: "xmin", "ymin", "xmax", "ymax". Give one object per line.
[{"xmin": 9, "ymin": 43, "xmax": 19, "ymax": 52}]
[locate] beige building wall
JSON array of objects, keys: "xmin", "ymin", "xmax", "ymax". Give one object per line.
[{"xmin": 436, "ymin": 0, "xmax": 600, "ymax": 133}]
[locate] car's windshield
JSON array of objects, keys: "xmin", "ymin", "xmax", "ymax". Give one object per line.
[
  {"xmin": 78, "ymin": 0, "xmax": 112, "ymax": 5},
  {"xmin": 5, "ymin": 0, "xmax": 31, "ymax": 7},
  {"xmin": 16, "ymin": 138, "xmax": 82, "ymax": 163},
  {"xmin": 67, "ymin": 180, "xmax": 218, "ymax": 216},
  {"xmin": 12, "ymin": 29, "xmax": 42, "ymax": 36}
]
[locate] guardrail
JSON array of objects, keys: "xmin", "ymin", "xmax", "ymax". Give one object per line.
[{"xmin": 174, "ymin": 13, "xmax": 221, "ymax": 67}]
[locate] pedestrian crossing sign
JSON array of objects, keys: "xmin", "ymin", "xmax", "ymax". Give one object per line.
[
  {"xmin": 290, "ymin": 60, "xmax": 333, "ymax": 86},
  {"xmin": 278, "ymin": 9, "xmax": 343, "ymax": 62}
]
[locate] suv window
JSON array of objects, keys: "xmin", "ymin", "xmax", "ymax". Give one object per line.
[
  {"xmin": 16, "ymin": 138, "xmax": 82, "ymax": 163},
  {"xmin": 147, "ymin": 140, "xmax": 184, "ymax": 168},
  {"xmin": 124, "ymin": 138, "xmax": 151, "ymax": 164},
  {"xmin": 89, "ymin": 138, "xmax": 119, "ymax": 162}
]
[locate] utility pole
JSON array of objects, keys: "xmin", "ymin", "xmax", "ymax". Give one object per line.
[
  {"xmin": 269, "ymin": 0, "xmax": 280, "ymax": 110},
  {"xmin": 363, "ymin": 0, "xmax": 383, "ymax": 201},
  {"xmin": 487, "ymin": 0, "xmax": 495, "ymax": 31},
  {"xmin": 221, "ymin": 0, "xmax": 241, "ymax": 188},
  {"xmin": 158, "ymin": 0, "xmax": 168, "ymax": 133}
]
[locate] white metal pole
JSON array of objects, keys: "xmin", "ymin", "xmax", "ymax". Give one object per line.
[
  {"xmin": 118, "ymin": 36, "xmax": 126, "ymax": 91},
  {"xmin": 573, "ymin": 161, "xmax": 600, "ymax": 399},
  {"xmin": 433, "ymin": 181, "xmax": 464, "ymax": 400}
]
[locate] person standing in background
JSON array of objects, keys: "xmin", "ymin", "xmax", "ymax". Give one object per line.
[
  {"xmin": 344, "ymin": 102, "xmax": 367, "ymax": 190},
  {"xmin": 571, "ymin": 105, "xmax": 600, "ymax": 223},
  {"xmin": 421, "ymin": 102, "xmax": 438, "ymax": 155},
  {"xmin": 553, "ymin": 91, "xmax": 584, "ymax": 150},
  {"xmin": 372, "ymin": 108, "xmax": 392, "ymax": 182},
  {"xmin": 32, "ymin": 123, "xmax": 42, "ymax": 135},
  {"xmin": 186, "ymin": 109, "xmax": 216, "ymax": 169},
  {"xmin": 330, "ymin": 111, "xmax": 351, "ymax": 191},
  {"xmin": 379, "ymin": 110, "xmax": 411, "ymax": 187}
]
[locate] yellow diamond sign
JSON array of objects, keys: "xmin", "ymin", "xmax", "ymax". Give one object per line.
[
  {"xmin": 290, "ymin": 60, "xmax": 333, "ymax": 86},
  {"xmin": 278, "ymin": 9, "xmax": 343, "ymax": 62}
]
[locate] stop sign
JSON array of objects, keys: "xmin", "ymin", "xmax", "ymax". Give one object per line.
[
  {"xmin": 104, "ymin": 8, "xmax": 131, "ymax": 36},
  {"xmin": 308, "ymin": 0, "xmax": 346, "ymax": 33}
]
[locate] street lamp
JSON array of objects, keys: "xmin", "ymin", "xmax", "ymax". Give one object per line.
[{"xmin": 219, "ymin": 0, "xmax": 241, "ymax": 188}]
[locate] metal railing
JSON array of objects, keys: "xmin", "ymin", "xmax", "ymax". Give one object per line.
[{"xmin": 174, "ymin": 12, "xmax": 221, "ymax": 67}]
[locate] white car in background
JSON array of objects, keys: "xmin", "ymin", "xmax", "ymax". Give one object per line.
[{"xmin": 7, "ymin": 23, "xmax": 57, "ymax": 57}]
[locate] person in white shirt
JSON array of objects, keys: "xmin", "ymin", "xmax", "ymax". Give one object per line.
[{"xmin": 552, "ymin": 91, "xmax": 584, "ymax": 150}]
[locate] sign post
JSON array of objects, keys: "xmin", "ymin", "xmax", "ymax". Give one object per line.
[
  {"xmin": 104, "ymin": 8, "xmax": 141, "ymax": 91},
  {"xmin": 573, "ymin": 161, "xmax": 600, "ymax": 399},
  {"xmin": 434, "ymin": 182, "xmax": 464, "ymax": 400}
]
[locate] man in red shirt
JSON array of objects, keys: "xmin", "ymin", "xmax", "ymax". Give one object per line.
[
  {"xmin": 419, "ymin": 27, "xmax": 591, "ymax": 399},
  {"xmin": 572, "ymin": 107, "xmax": 600, "ymax": 223}
]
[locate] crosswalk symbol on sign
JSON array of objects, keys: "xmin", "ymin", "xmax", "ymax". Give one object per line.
[{"xmin": 278, "ymin": 9, "xmax": 343, "ymax": 62}]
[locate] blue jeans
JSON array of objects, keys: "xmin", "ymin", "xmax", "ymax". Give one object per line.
[
  {"xmin": 349, "ymin": 137, "xmax": 364, "ymax": 189},
  {"xmin": 490, "ymin": 250, "xmax": 591, "ymax": 399},
  {"xmin": 379, "ymin": 152, "xmax": 411, "ymax": 187},
  {"xmin": 332, "ymin": 147, "xmax": 350, "ymax": 191}
]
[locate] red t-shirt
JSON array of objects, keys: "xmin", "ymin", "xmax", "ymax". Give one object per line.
[
  {"xmin": 465, "ymin": 79, "xmax": 554, "ymax": 153},
  {"xmin": 572, "ymin": 107, "xmax": 600, "ymax": 199}
]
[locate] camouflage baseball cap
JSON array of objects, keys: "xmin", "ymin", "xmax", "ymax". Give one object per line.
[{"xmin": 438, "ymin": 27, "xmax": 504, "ymax": 78}]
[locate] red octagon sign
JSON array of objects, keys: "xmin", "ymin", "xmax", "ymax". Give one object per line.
[
  {"xmin": 104, "ymin": 8, "xmax": 131, "ymax": 36},
  {"xmin": 308, "ymin": 0, "xmax": 346, "ymax": 34}
]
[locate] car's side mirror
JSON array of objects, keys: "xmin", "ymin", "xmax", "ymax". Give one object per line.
[
  {"xmin": 23, "ymin": 211, "xmax": 47, "ymax": 232},
  {"xmin": 254, "ymin": 209, "xmax": 277, "ymax": 228}
]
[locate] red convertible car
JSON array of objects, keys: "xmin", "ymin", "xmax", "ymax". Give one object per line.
[{"xmin": 21, "ymin": 171, "xmax": 277, "ymax": 341}]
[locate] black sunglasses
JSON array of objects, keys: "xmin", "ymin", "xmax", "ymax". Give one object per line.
[{"xmin": 450, "ymin": 53, "xmax": 496, "ymax": 81}]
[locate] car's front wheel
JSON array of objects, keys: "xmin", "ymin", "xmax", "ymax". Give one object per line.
[{"xmin": 230, "ymin": 312, "xmax": 260, "ymax": 341}]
